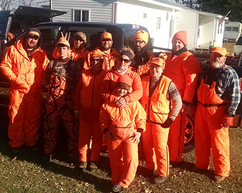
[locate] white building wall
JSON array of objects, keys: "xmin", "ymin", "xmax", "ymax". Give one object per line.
[
  {"xmin": 174, "ymin": 10, "xmax": 198, "ymax": 50},
  {"xmin": 197, "ymin": 15, "xmax": 214, "ymax": 48},
  {"xmin": 51, "ymin": 0, "xmax": 113, "ymax": 22},
  {"xmin": 115, "ymin": 2, "xmax": 173, "ymax": 49}
]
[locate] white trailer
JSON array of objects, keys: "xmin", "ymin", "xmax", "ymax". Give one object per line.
[{"xmin": 224, "ymin": 21, "xmax": 242, "ymax": 42}]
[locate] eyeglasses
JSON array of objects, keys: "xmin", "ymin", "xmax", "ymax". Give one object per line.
[
  {"xmin": 119, "ymin": 57, "xmax": 131, "ymax": 63},
  {"xmin": 74, "ymin": 38, "xmax": 84, "ymax": 41},
  {"xmin": 135, "ymin": 40, "xmax": 145, "ymax": 44}
]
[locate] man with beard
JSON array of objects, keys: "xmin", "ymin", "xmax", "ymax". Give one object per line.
[
  {"xmin": 163, "ymin": 31, "xmax": 200, "ymax": 165},
  {"xmin": 83, "ymin": 32, "xmax": 119, "ymax": 71},
  {"xmin": 0, "ymin": 28, "xmax": 49, "ymax": 154},
  {"xmin": 133, "ymin": 30, "xmax": 153, "ymax": 73},
  {"xmin": 194, "ymin": 47, "xmax": 240, "ymax": 183}
]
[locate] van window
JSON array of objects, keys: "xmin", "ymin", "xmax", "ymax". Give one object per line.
[{"xmin": 68, "ymin": 27, "xmax": 106, "ymax": 51}]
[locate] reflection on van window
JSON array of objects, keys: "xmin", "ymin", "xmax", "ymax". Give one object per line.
[{"xmin": 38, "ymin": 26, "xmax": 60, "ymax": 45}]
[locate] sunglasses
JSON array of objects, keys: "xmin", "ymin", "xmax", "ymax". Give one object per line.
[
  {"xmin": 74, "ymin": 37, "xmax": 84, "ymax": 41},
  {"xmin": 119, "ymin": 57, "xmax": 131, "ymax": 63},
  {"xmin": 135, "ymin": 40, "xmax": 145, "ymax": 44}
]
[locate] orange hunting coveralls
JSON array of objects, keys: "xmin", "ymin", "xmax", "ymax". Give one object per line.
[
  {"xmin": 74, "ymin": 69, "xmax": 106, "ymax": 162},
  {"xmin": 0, "ymin": 38, "xmax": 49, "ymax": 148},
  {"xmin": 195, "ymin": 79, "xmax": 230, "ymax": 177},
  {"xmin": 163, "ymin": 51, "xmax": 200, "ymax": 162},
  {"xmin": 99, "ymin": 100, "xmax": 146, "ymax": 188},
  {"xmin": 83, "ymin": 47, "xmax": 119, "ymax": 71},
  {"xmin": 140, "ymin": 75, "xmax": 172, "ymax": 177}
]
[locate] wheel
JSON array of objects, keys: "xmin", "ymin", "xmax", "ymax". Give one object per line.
[{"xmin": 183, "ymin": 114, "xmax": 195, "ymax": 153}]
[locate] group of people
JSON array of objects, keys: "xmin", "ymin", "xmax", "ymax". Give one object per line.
[{"xmin": 0, "ymin": 26, "xmax": 240, "ymax": 192}]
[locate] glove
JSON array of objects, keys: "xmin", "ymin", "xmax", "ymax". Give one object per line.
[
  {"xmin": 221, "ymin": 114, "xmax": 233, "ymax": 127},
  {"xmin": 161, "ymin": 118, "xmax": 173, "ymax": 128}
]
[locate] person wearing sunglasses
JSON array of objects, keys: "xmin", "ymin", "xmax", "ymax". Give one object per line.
[
  {"xmin": 0, "ymin": 28, "xmax": 49, "ymax": 154},
  {"xmin": 74, "ymin": 49, "xmax": 106, "ymax": 171},
  {"xmin": 84, "ymin": 32, "xmax": 119, "ymax": 71},
  {"xmin": 100, "ymin": 47, "xmax": 142, "ymax": 108}
]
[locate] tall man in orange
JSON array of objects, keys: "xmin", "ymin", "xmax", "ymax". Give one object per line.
[
  {"xmin": 83, "ymin": 32, "xmax": 119, "ymax": 71},
  {"xmin": 163, "ymin": 31, "xmax": 200, "ymax": 164},
  {"xmin": 0, "ymin": 28, "xmax": 49, "ymax": 154},
  {"xmin": 194, "ymin": 47, "xmax": 240, "ymax": 183},
  {"xmin": 74, "ymin": 49, "xmax": 106, "ymax": 171}
]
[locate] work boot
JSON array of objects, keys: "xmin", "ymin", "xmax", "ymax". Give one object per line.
[
  {"xmin": 112, "ymin": 183, "xmax": 124, "ymax": 193},
  {"xmin": 27, "ymin": 144, "xmax": 40, "ymax": 153},
  {"xmin": 79, "ymin": 161, "xmax": 87, "ymax": 169},
  {"xmin": 192, "ymin": 166, "xmax": 207, "ymax": 173},
  {"xmin": 214, "ymin": 175, "xmax": 226, "ymax": 183},
  {"xmin": 87, "ymin": 161, "xmax": 97, "ymax": 172},
  {"xmin": 144, "ymin": 169, "xmax": 155, "ymax": 178},
  {"xmin": 43, "ymin": 154, "xmax": 55, "ymax": 162},
  {"xmin": 11, "ymin": 147, "xmax": 21, "ymax": 154},
  {"xmin": 154, "ymin": 175, "xmax": 168, "ymax": 185}
]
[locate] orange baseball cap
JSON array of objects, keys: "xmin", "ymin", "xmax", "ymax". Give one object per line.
[
  {"xmin": 74, "ymin": 32, "xmax": 86, "ymax": 41},
  {"xmin": 101, "ymin": 32, "xmax": 112, "ymax": 41},
  {"xmin": 28, "ymin": 31, "xmax": 40, "ymax": 37},
  {"xmin": 91, "ymin": 49, "xmax": 104, "ymax": 59},
  {"xmin": 56, "ymin": 39, "xmax": 70, "ymax": 47},
  {"xmin": 211, "ymin": 46, "xmax": 228, "ymax": 56},
  {"xmin": 134, "ymin": 30, "xmax": 149, "ymax": 44},
  {"xmin": 148, "ymin": 57, "xmax": 166, "ymax": 69}
]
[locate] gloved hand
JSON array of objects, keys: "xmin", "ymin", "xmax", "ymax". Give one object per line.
[
  {"xmin": 221, "ymin": 114, "xmax": 233, "ymax": 127},
  {"xmin": 161, "ymin": 118, "xmax": 174, "ymax": 128}
]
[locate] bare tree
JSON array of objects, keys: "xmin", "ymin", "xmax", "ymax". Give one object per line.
[{"xmin": 0, "ymin": 0, "xmax": 13, "ymax": 10}]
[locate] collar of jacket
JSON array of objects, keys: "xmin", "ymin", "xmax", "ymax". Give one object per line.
[{"xmin": 172, "ymin": 46, "xmax": 187, "ymax": 57}]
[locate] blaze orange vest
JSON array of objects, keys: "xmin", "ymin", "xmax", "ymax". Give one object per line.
[{"xmin": 140, "ymin": 75, "xmax": 171, "ymax": 124}]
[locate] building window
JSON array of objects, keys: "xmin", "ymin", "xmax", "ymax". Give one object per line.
[
  {"xmin": 225, "ymin": 27, "xmax": 231, "ymax": 31},
  {"xmin": 233, "ymin": 27, "xmax": 239, "ymax": 32},
  {"xmin": 74, "ymin": 10, "xmax": 89, "ymax": 22},
  {"xmin": 156, "ymin": 17, "xmax": 161, "ymax": 29}
]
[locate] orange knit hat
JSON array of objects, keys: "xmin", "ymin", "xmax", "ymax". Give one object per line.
[
  {"xmin": 211, "ymin": 46, "xmax": 228, "ymax": 56},
  {"xmin": 172, "ymin": 31, "xmax": 187, "ymax": 46},
  {"xmin": 148, "ymin": 57, "xmax": 166, "ymax": 69},
  {"xmin": 117, "ymin": 75, "xmax": 133, "ymax": 92},
  {"xmin": 134, "ymin": 30, "xmax": 149, "ymax": 44}
]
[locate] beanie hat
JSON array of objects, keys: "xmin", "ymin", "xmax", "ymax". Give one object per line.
[
  {"xmin": 211, "ymin": 46, "xmax": 228, "ymax": 56},
  {"xmin": 172, "ymin": 31, "xmax": 187, "ymax": 46},
  {"xmin": 101, "ymin": 32, "xmax": 112, "ymax": 41},
  {"xmin": 116, "ymin": 75, "xmax": 133, "ymax": 92},
  {"xmin": 56, "ymin": 39, "xmax": 70, "ymax": 48},
  {"xmin": 148, "ymin": 57, "xmax": 166, "ymax": 69},
  {"xmin": 74, "ymin": 32, "xmax": 86, "ymax": 41},
  {"xmin": 91, "ymin": 49, "xmax": 104, "ymax": 59},
  {"xmin": 134, "ymin": 30, "xmax": 149, "ymax": 44}
]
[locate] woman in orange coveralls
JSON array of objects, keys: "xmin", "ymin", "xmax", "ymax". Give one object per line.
[
  {"xmin": 140, "ymin": 56, "xmax": 182, "ymax": 185},
  {"xmin": 43, "ymin": 39, "xmax": 81, "ymax": 162},
  {"xmin": 0, "ymin": 28, "xmax": 49, "ymax": 154},
  {"xmin": 74, "ymin": 49, "xmax": 106, "ymax": 171},
  {"xmin": 99, "ymin": 74, "xmax": 146, "ymax": 193}
]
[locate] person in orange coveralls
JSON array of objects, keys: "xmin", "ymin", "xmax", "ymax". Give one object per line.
[
  {"xmin": 163, "ymin": 31, "xmax": 200, "ymax": 164},
  {"xmin": 43, "ymin": 39, "xmax": 81, "ymax": 163},
  {"xmin": 0, "ymin": 28, "xmax": 49, "ymax": 154},
  {"xmin": 83, "ymin": 32, "xmax": 119, "ymax": 71},
  {"xmin": 194, "ymin": 47, "xmax": 240, "ymax": 183},
  {"xmin": 140, "ymin": 56, "xmax": 182, "ymax": 185},
  {"xmin": 74, "ymin": 49, "xmax": 106, "ymax": 171},
  {"xmin": 100, "ymin": 74, "xmax": 146, "ymax": 192},
  {"xmin": 133, "ymin": 30, "xmax": 153, "ymax": 72},
  {"xmin": 53, "ymin": 32, "xmax": 89, "ymax": 62}
]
